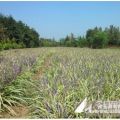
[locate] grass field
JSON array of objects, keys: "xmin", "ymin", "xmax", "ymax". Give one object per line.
[{"xmin": 0, "ymin": 47, "xmax": 120, "ymax": 118}]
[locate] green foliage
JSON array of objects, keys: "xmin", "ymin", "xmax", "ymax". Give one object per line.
[
  {"xmin": 91, "ymin": 31, "xmax": 108, "ymax": 48},
  {"xmin": 92, "ymin": 32, "xmax": 108, "ymax": 48},
  {"xmin": 105, "ymin": 25, "xmax": 120, "ymax": 45},
  {"xmin": 0, "ymin": 14, "xmax": 40, "ymax": 49},
  {"xmin": 86, "ymin": 27, "xmax": 108, "ymax": 48},
  {"xmin": 59, "ymin": 26, "xmax": 120, "ymax": 48},
  {"xmin": 0, "ymin": 39, "xmax": 25, "ymax": 50},
  {"xmin": 0, "ymin": 13, "xmax": 120, "ymax": 49},
  {"xmin": 59, "ymin": 33, "xmax": 78, "ymax": 47},
  {"xmin": 0, "ymin": 71, "xmax": 34, "ymax": 116},
  {"xmin": 77, "ymin": 36, "xmax": 88, "ymax": 47},
  {"xmin": 40, "ymin": 38, "xmax": 58, "ymax": 47},
  {"xmin": 0, "ymin": 43, "xmax": 3, "ymax": 51}
]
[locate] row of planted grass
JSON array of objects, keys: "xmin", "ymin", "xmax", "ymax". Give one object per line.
[
  {"xmin": 0, "ymin": 48, "xmax": 49, "ymax": 89},
  {"xmin": 29, "ymin": 48, "xmax": 120, "ymax": 118},
  {"xmin": 1, "ymin": 48, "xmax": 120, "ymax": 118},
  {"xmin": 0, "ymin": 48, "xmax": 54, "ymax": 118}
]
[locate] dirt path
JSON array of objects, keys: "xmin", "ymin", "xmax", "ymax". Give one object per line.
[
  {"xmin": 0, "ymin": 53, "xmax": 53, "ymax": 118},
  {"xmin": 33, "ymin": 53, "xmax": 52, "ymax": 81}
]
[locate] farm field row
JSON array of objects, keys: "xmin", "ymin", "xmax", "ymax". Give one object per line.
[{"xmin": 0, "ymin": 47, "xmax": 120, "ymax": 118}]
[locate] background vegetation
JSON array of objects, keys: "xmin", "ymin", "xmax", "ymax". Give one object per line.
[
  {"xmin": 0, "ymin": 14, "xmax": 120, "ymax": 50},
  {"xmin": 0, "ymin": 14, "xmax": 40, "ymax": 50}
]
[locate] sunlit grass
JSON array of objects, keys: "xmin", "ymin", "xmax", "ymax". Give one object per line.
[{"xmin": 1, "ymin": 47, "xmax": 120, "ymax": 118}]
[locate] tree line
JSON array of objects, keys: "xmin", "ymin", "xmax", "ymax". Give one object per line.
[
  {"xmin": 0, "ymin": 14, "xmax": 40, "ymax": 50},
  {"xmin": 60, "ymin": 26, "xmax": 120, "ymax": 48},
  {"xmin": 0, "ymin": 14, "xmax": 120, "ymax": 50}
]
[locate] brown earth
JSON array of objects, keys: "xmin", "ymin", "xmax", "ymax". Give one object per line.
[
  {"xmin": 0, "ymin": 105, "xmax": 29, "ymax": 118},
  {"xmin": 33, "ymin": 54, "xmax": 52, "ymax": 80}
]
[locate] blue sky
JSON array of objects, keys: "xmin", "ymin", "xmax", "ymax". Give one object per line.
[{"xmin": 0, "ymin": 1, "xmax": 120, "ymax": 40}]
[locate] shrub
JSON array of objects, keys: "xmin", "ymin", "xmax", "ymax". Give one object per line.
[
  {"xmin": 92, "ymin": 32, "xmax": 108, "ymax": 48},
  {"xmin": 0, "ymin": 40, "xmax": 25, "ymax": 50},
  {"xmin": 78, "ymin": 38, "xmax": 88, "ymax": 47},
  {"xmin": 0, "ymin": 43, "xmax": 3, "ymax": 51},
  {"xmin": 86, "ymin": 30, "xmax": 108, "ymax": 49}
]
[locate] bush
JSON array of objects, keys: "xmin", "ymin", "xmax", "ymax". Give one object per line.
[
  {"xmin": 11, "ymin": 42, "xmax": 25, "ymax": 49},
  {"xmin": 0, "ymin": 40, "xmax": 25, "ymax": 50},
  {"xmin": 86, "ymin": 29, "xmax": 108, "ymax": 49},
  {"xmin": 92, "ymin": 32, "xmax": 108, "ymax": 48},
  {"xmin": 78, "ymin": 38, "xmax": 88, "ymax": 47},
  {"xmin": 0, "ymin": 43, "xmax": 3, "ymax": 51}
]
